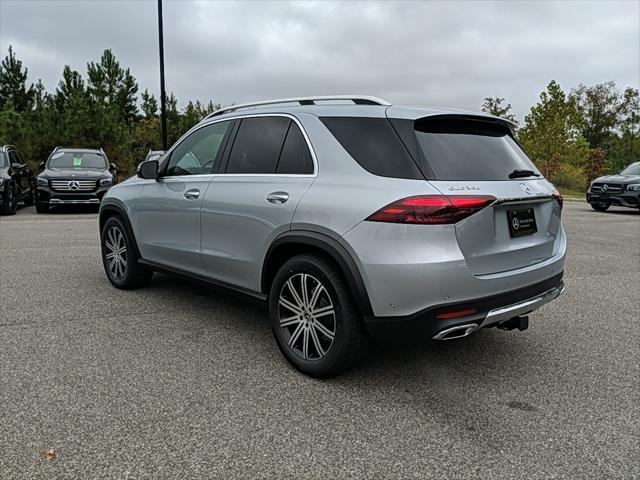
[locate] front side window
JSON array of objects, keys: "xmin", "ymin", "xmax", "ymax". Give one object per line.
[
  {"xmin": 48, "ymin": 152, "xmax": 107, "ymax": 170},
  {"xmin": 226, "ymin": 117, "xmax": 290, "ymax": 174},
  {"xmin": 165, "ymin": 121, "xmax": 231, "ymax": 176},
  {"xmin": 9, "ymin": 151, "xmax": 21, "ymax": 166}
]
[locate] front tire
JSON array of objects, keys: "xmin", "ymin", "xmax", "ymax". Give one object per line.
[
  {"xmin": 591, "ymin": 202, "xmax": 610, "ymax": 212},
  {"xmin": 101, "ymin": 216, "xmax": 152, "ymax": 289},
  {"xmin": 269, "ymin": 254, "xmax": 369, "ymax": 378}
]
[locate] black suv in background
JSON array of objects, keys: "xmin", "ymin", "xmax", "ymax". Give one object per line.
[
  {"xmin": 0, "ymin": 145, "xmax": 35, "ymax": 215},
  {"xmin": 587, "ymin": 162, "xmax": 640, "ymax": 212},
  {"xmin": 35, "ymin": 148, "xmax": 118, "ymax": 213}
]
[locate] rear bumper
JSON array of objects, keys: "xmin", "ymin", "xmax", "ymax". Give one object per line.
[
  {"xmin": 364, "ymin": 273, "xmax": 565, "ymax": 344},
  {"xmin": 587, "ymin": 191, "xmax": 640, "ymax": 208}
]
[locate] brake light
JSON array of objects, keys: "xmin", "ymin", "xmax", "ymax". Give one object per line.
[
  {"xmin": 552, "ymin": 190, "xmax": 563, "ymax": 209},
  {"xmin": 366, "ymin": 195, "xmax": 496, "ymax": 224}
]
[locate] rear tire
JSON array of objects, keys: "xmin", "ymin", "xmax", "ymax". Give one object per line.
[
  {"xmin": 591, "ymin": 202, "xmax": 610, "ymax": 212},
  {"xmin": 0, "ymin": 184, "xmax": 17, "ymax": 215},
  {"xmin": 269, "ymin": 254, "xmax": 369, "ymax": 378},
  {"xmin": 101, "ymin": 215, "xmax": 152, "ymax": 289}
]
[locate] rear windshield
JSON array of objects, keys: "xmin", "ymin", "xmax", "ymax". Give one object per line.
[
  {"xmin": 48, "ymin": 152, "xmax": 107, "ymax": 170},
  {"xmin": 412, "ymin": 118, "xmax": 539, "ymax": 181},
  {"xmin": 0, "ymin": 152, "xmax": 7, "ymax": 168}
]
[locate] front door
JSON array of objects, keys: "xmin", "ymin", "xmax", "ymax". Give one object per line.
[{"xmin": 134, "ymin": 120, "xmax": 233, "ymax": 275}]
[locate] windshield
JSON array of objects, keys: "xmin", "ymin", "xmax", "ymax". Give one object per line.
[
  {"xmin": 0, "ymin": 152, "xmax": 7, "ymax": 168},
  {"xmin": 413, "ymin": 118, "xmax": 539, "ymax": 181},
  {"xmin": 48, "ymin": 152, "xmax": 107, "ymax": 170},
  {"xmin": 620, "ymin": 162, "xmax": 640, "ymax": 176}
]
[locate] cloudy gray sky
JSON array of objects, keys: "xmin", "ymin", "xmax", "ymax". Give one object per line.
[{"xmin": 1, "ymin": 0, "xmax": 638, "ymax": 120}]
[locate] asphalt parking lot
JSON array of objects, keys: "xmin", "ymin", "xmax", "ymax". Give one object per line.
[{"xmin": 0, "ymin": 201, "xmax": 638, "ymax": 479}]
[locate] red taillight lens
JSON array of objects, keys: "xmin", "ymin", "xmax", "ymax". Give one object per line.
[
  {"xmin": 552, "ymin": 190, "xmax": 563, "ymax": 209},
  {"xmin": 436, "ymin": 308, "xmax": 478, "ymax": 320},
  {"xmin": 366, "ymin": 195, "xmax": 496, "ymax": 224}
]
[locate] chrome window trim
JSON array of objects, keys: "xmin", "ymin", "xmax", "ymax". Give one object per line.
[{"xmin": 161, "ymin": 113, "xmax": 318, "ymax": 178}]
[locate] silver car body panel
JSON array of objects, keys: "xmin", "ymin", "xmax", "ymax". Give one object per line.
[{"xmin": 104, "ymin": 100, "xmax": 566, "ymax": 323}]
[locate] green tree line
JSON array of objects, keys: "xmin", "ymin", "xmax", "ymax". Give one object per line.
[
  {"xmin": 0, "ymin": 47, "xmax": 219, "ymax": 175},
  {"xmin": 1, "ymin": 46, "xmax": 638, "ymax": 190},
  {"xmin": 482, "ymin": 81, "xmax": 639, "ymax": 193}
]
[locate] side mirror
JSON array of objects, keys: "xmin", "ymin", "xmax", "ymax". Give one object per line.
[
  {"xmin": 138, "ymin": 160, "xmax": 159, "ymax": 179},
  {"xmin": 109, "ymin": 162, "xmax": 117, "ymax": 171},
  {"xmin": 39, "ymin": 161, "xmax": 45, "ymax": 170},
  {"xmin": 11, "ymin": 162, "xmax": 23, "ymax": 169}
]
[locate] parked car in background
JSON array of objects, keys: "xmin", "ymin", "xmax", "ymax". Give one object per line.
[
  {"xmin": 587, "ymin": 161, "xmax": 640, "ymax": 211},
  {"xmin": 35, "ymin": 147, "xmax": 117, "ymax": 213},
  {"xmin": 141, "ymin": 150, "xmax": 164, "ymax": 166},
  {"xmin": 0, "ymin": 145, "xmax": 35, "ymax": 215},
  {"xmin": 99, "ymin": 95, "xmax": 566, "ymax": 377}
]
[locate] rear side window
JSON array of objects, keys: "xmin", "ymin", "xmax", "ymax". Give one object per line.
[
  {"xmin": 227, "ymin": 117, "xmax": 289, "ymax": 174},
  {"xmin": 320, "ymin": 117, "xmax": 423, "ymax": 179},
  {"xmin": 412, "ymin": 118, "xmax": 539, "ymax": 181},
  {"xmin": 276, "ymin": 122, "xmax": 314, "ymax": 174}
]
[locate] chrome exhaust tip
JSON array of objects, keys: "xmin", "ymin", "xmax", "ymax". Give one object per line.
[{"xmin": 432, "ymin": 323, "xmax": 478, "ymax": 341}]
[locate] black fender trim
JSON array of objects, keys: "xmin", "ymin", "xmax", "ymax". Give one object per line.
[
  {"xmin": 99, "ymin": 198, "xmax": 141, "ymax": 258},
  {"xmin": 262, "ymin": 231, "xmax": 373, "ymax": 316}
]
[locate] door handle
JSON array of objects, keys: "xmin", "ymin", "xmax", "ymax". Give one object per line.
[
  {"xmin": 184, "ymin": 188, "xmax": 200, "ymax": 199},
  {"xmin": 266, "ymin": 192, "xmax": 289, "ymax": 204}
]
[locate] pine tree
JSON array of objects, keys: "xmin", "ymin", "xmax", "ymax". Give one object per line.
[{"xmin": 0, "ymin": 46, "xmax": 35, "ymax": 111}]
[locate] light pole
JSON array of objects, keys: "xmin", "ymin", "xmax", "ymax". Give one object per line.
[{"xmin": 157, "ymin": 0, "xmax": 168, "ymax": 150}]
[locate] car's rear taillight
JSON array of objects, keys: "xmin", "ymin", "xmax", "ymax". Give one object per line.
[
  {"xmin": 552, "ymin": 190, "xmax": 563, "ymax": 209},
  {"xmin": 366, "ymin": 195, "xmax": 496, "ymax": 225}
]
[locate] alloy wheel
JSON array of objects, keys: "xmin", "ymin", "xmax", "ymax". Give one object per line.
[
  {"xmin": 105, "ymin": 226, "xmax": 127, "ymax": 280},
  {"xmin": 278, "ymin": 273, "xmax": 336, "ymax": 360}
]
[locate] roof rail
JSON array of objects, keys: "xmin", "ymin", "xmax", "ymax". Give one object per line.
[{"xmin": 206, "ymin": 95, "xmax": 391, "ymax": 119}]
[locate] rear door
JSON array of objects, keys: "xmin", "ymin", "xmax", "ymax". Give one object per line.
[
  {"xmin": 397, "ymin": 115, "xmax": 562, "ymax": 275},
  {"xmin": 201, "ymin": 115, "xmax": 316, "ymax": 291},
  {"xmin": 134, "ymin": 120, "xmax": 233, "ymax": 274}
]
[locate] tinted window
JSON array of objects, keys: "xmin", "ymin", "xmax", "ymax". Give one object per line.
[
  {"xmin": 48, "ymin": 152, "xmax": 107, "ymax": 170},
  {"xmin": 413, "ymin": 118, "xmax": 539, "ymax": 181},
  {"xmin": 226, "ymin": 117, "xmax": 289, "ymax": 174},
  {"xmin": 276, "ymin": 122, "xmax": 314, "ymax": 174},
  {"xmin": 166, "ymin": 121, "xmax": 230, "ymax": 176},
  {"xmin": 0, "ymin": 152, "xmax": 6, "ymax": 168},
  {"xmin": 320, "ymin": 117, "xmax": 423, "ymax": 179}
]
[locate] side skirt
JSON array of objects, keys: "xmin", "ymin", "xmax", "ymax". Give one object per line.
[{"xmin": 138, "ymin": 258, "xmax": 268, "ymax": 302}]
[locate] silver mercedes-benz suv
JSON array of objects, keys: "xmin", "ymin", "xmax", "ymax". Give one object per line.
[{"xmin": 99, "ymin": 95, "xmax": 566, "ymax": 377}]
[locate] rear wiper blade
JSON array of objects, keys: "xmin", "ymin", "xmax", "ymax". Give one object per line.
[{"xmin": 508, "ymin": 169, "xmax": 541, "ymax": 179}]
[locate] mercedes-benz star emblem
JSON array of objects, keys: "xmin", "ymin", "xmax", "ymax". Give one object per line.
[
  {"xmin": 512, "ymin": 217, "xmax": 520, "ymax": 230},
  {"xmin": 68, "ymin": 181, "xmax": 80, "ymax": 190},
  {"xmin": 602, "ymin": 184, "xmax": 609, "ymax": 192},
  {"xmin": 519, "ymin": 183, "xmax": 533, "ymax": 194}
]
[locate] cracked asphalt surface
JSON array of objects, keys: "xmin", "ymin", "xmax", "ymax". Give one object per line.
[{"xmin": 1, "ymin": 202, "xmax": 638, "ymax": 479}]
